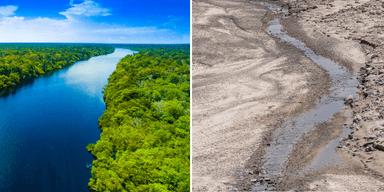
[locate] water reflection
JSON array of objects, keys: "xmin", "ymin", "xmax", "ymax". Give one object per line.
[
  {"xmin": 0, "ymin": 48, "xmax": 135, "ymax": 191},
  {"xmin": 62, "ymin": 48, "xmax": 136, "ymax": 101}
]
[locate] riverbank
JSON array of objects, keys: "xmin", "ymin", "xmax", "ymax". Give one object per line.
[
  {"xmin": 0, "ymin": 48, "xmax": 135, "ymax": 192},
  {"xmin": 276, "ymin": 0, "xmax": 384, "ymax": 190},
  {"xmin": 87, "ymin": 46, "xmax": 190, "ymax": 191},
  {"xmin": 0, "ymin": 43, "xmax": 114, "ymax": 96}
]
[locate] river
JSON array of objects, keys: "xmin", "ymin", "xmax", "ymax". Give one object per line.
[{"xmin": 0, "ymin": 48, "xmax": 136, "ymax": 192}]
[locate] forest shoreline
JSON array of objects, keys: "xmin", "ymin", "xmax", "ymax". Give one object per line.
[
  {"xmin": 86, "ymin": 45, "xmax": 190, "ymax": 191},
  {"xmin": 0, "ymin": 43, "xmax": 115, "ymax": 96},
  {"xmin": 0, "ymin": 51, "xmax": 109, "ymax": 97}
]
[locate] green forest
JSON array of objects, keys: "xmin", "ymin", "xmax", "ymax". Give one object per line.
[
  {"xmin": 0, "ymin": 43, "xmax": 114, "ymax": 90},
  {"xmin": 86, "ymin": 45, "xmax": 190, "ymax": 191}
]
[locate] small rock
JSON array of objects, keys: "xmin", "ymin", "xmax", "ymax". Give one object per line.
[
  {"xmin": 370, "ymin": 10, "xmax": 376, "ymax": 15},
  {"xmin": 353, "ymin": 115, "xmax": 362, "ymax": 123},
  {"xmin": 373, "ymin": 144, "xmax": 384, "ymax": 151},
  {"xmin": 366, "ymin": 145, "xmax": 375, "ymax": 152},
  {"xmin": 251, "ymin": 179, "xmax": 257, "ymax": 182},
  {"xmin": 363, "ymin": 141, "xmax": 375, "ymax": 147},
  {"xmin": 368, "ymin": 135, "xmax": 377, "ymax": 139},
  {"xmin": 228, "ymin": 187, "xmax": 238, "ymax": 191}
]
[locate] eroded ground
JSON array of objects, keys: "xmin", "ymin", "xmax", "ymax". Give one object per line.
[
  {"xmin": 278, "ymin": 0, "xmax": 384, "ymax": 190},
  {"xmin": 193, "ymin": 0, "xmax": 384, "ymax": 191},
  {"xmin": 193, "ymin": 0, "xmax": 330, "ymax": 190}
]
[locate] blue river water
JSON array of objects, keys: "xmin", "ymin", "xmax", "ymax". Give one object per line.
[{"xmin": 0, "ymin": 48, "xmax": 136, "ymax": 192}]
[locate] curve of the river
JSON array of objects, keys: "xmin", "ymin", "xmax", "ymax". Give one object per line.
[{"xmin": 0, "ymin": 48, "xmax": 136, "ymax": 192}]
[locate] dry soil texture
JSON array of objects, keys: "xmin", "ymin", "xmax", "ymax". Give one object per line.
[
  {"xmin": 193, "ymin": 0, "xmax": 384, "ymax": 191},
  {"xmin": 193, "ymin": 0, "xmax": 329, "ymax": 190}
]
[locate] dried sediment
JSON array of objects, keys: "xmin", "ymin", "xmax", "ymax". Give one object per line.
[
  {"xmin": 193, "ymin": 0, "xmax": 384, "ymax": 191},
  {"xmin": 283, "ymin": 0, "xmax": 384, "ymax": 66},
  {"xmin": 275, "ymin": 0, "xmax": 384, "ymax": 190},
  {"xmin": 338, "ymin": 64, "xmax": 384, "ymax": 180},
  {"xmin": 192, "ymin": 0, "xmax": 331, "ymax": 191}
]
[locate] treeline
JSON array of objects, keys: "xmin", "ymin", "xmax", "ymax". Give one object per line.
[
  {"xmin": 0, "ymin": 43, "xmax": 114, "ymax": 90},
  {"xmin": 86, "ymin": 45, "xmax": 190, "ymax": 191}
]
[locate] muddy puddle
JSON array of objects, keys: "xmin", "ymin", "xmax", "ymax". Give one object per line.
[{"xmin": 248, "ymin": 1, "xmax": 360, "ymax": 190}]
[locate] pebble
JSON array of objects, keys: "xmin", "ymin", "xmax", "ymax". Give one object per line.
[
  {"xmin": 368, "ymin": 135, "xmax": 377, "ymax": 139},
  {"xmin": 344, "ymin": 95, "xmax": 354, "ymax": 104},
  {"xmin": 374, "ymin": 144, "xmax": 384, "ymax": 151}
]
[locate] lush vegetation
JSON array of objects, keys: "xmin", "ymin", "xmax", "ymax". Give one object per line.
[
  {"xmin": 0, "ymin": 43, "xmax": 114, "ymax": 90},
  {"xmin": 86, "ymin": 45, "xmax": 190, "ymax": 192}
]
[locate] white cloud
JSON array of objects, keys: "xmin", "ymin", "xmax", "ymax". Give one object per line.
[
  {"xmin": 0, "ymin": 1, "xmax": 184, "ymax": 43},
  {"xmin": 0, "ymin": 5, "xmax": 18, "ymax": 17},
  {"xmin": 92, "ymin": 27, "xmax": 168, "ymax": 34},
  {"xmin": 0, "ymin": 15, "xmax": 169, "ymax": 43},
  {"xmin": 60, "ymin": 0, "xmax": 111, "ymax": 19},
  {"xmin": 163, "ymin": 15, "xmax": 182, "ymax": 26},
  {"xmin": 0, "ymin": 16, "xmax": 77, "ymax": 42}
]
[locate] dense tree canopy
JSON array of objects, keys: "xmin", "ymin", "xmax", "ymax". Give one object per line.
[
  {"xmin": 0, "ymin": 43, "xmax": 114, "ymax": 90},
  {"xmin": 86, "ymin": 45, "xmax": 190, "ymax": 192}
]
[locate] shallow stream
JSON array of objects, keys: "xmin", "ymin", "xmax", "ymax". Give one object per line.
[{"xmin": 250, "ymin": 2, "xmax": 359, "ymax": 190}]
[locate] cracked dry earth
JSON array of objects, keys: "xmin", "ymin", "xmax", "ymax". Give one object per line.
[{"xmin": 193, "ymin": 0, "xmax": 384, "ymax": 191}]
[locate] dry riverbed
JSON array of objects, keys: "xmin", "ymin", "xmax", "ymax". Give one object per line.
[
  {"xmin": 279, "ymin": 0, "xmax": 384, "ymax": 190},
  {"xmin": 193, "ymin": 0, "xmax": 384, "ymax": 191}
]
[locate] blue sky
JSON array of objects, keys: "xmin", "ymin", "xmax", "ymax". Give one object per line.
[{"xmin": 0, "ymin": 0, "xmax": 190, "ymax": 43}]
